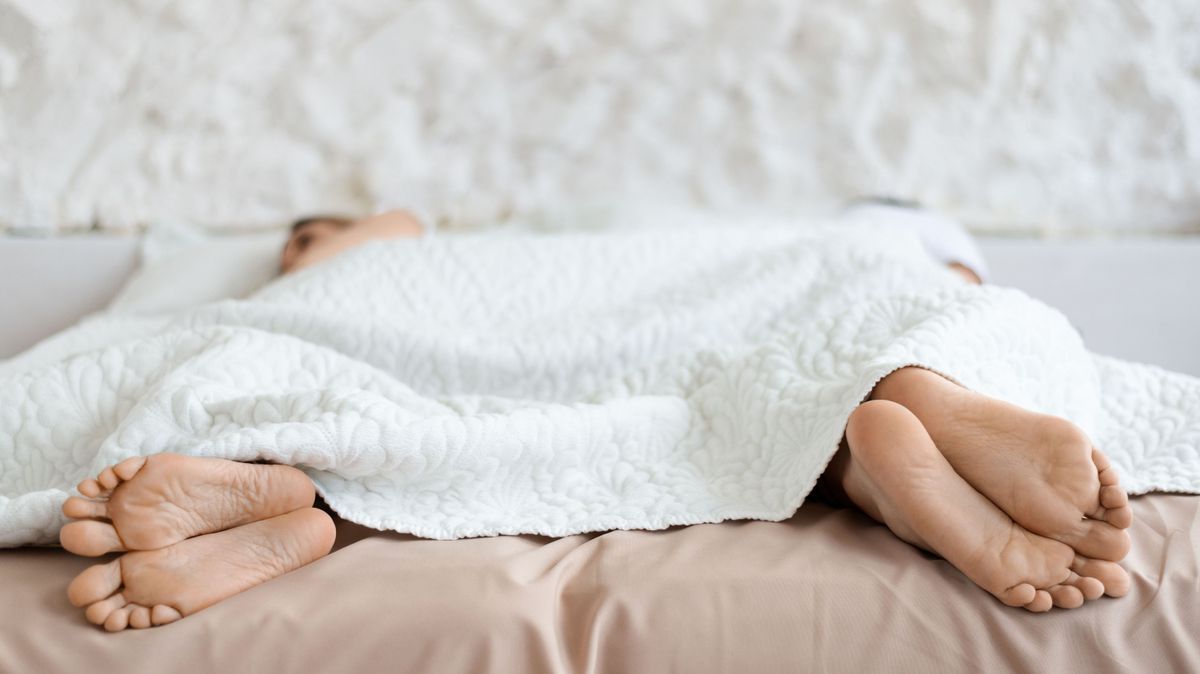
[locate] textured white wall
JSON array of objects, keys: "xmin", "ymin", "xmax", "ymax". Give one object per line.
[{"xmin": 1, "ymin": 0, "xmax": 1198, "ymax": 234}]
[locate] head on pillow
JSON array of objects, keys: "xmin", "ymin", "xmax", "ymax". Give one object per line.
[{"xmin": 281, "ymin": 209, "xmax": 425, "ymax": 274}]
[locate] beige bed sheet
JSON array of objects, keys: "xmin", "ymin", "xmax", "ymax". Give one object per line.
[{"xmin": 1, "ymin": 495, "xmax": 1196, "ymax": 673}]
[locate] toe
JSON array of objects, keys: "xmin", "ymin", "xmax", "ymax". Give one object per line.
[
  {"xmin": 62, "ymin": 497, "xmax": 108, "ymax": 520},
  {"xmin": 112, "ymin": 456, "xmax": 148, "ymax": 481},
  {"xmin": 1066, "ymin": 573, "xmax": 1105, "ymax": 601},
  {"xmin": 68, "ymin": 559, "xmax": 123, "ymax": 607},
  {"xmin": 1093, "ymin": 450, "xmax": 1122, "ymax": 488},
  {"xmin": 104, "ymin": 606, "xmax": 132, "ymax": 632},
  {"xmin": 1099, "ymin": 485, "xmax": 1128, "ymax": 510},
  {"xmin": 1023, "ymin": 590, "xmax": 1053, "ymax": 613},
  {"xmin": 1048, "ymin": 584, "xmax": 1085, "ymax": 609},
  {"xmin": 128, "ymin": 605, "xmax": 152, "ymax": 629},
  {"xmin": 1063, "ymin": 518, "xmax": 1131, "ymax": 561},
  {"xmin": 1088, "ymin": 482, "xmax": 1133, "ymax": 530},
  {"xmin": 1071, "ymin": 556, "xmax": 1131, "ymax": 598},
  {"xmin": 77, "ymin": 479, "xmax": 104, "ymax": 498},
  {"xmin": 60, "ymin": 520, "xmax": 126, "ymax": 556},
  {"xmin": 84, "ymin": 592, "xmax": 126, "ymax": 626},
  {"xmin": 98, "ymin": 468, "xmax": 120, "ymax": 491},
  {"xmin": 1103, "ymin": 505, "xmax": 1134, "ymax": 530},
  {"xmin": 998, "ymin": 583, "xmax": 1036, "ymax": 607},
  {"xmin": 151, "ymin": 605, "xmax": 183, "ymax": 626}
]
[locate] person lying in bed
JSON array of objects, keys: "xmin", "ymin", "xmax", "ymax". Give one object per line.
[{"xmin": 58, "ymin": 208, "xmax": 1132, "ymax": 631}]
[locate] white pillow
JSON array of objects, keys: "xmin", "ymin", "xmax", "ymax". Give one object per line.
[{"xmin": 107, "ymin": 223, "xmax": 289, "ymax": 315}]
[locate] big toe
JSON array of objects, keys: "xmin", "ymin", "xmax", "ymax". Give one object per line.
[
  {"xmin": 1063, "ymin": 518, "xmax": 1131, "ymax": 562},
  {"xmin": 68, "ymin": 559, "xmax": 122, "ymax": 608},
  {"xmin": 1072, "ymin": 556, "xmax": 1131, "ymax": 598},
  {"xmin": 61, "ymin": 520, "xmax": 125, "ymax": 556}
]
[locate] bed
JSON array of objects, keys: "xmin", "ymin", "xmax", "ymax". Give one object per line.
[
  {"xmin": 0, "ymin": 495, "xmax": 1196, "ymax": 672},
  {"xmin": 0, "ymin": 232, "xmax": 1197, "ymax": 673}
]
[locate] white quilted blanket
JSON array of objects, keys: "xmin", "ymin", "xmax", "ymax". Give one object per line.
[{"xmin": 2, "ymin": 224, "xmax": 1198, "ymax": 547}]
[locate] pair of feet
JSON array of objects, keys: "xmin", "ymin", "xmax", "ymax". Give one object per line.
[
  {"xmin": 824, "ymin": 367, "xmax": 1132, "ymax": 612},
  {"xmin": 58, "ymin": 368, "xmax": 1132, "ymax": 629},
  {"xmin": 60, "ymin": 455, "xmax": 335, "ymax": 631}
]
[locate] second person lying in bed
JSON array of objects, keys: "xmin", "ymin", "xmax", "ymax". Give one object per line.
[{"xmin": 58, "ymin": 208, "xmax": 1132, "ymax": 631}]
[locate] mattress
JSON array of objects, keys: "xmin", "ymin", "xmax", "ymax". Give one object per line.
[{"xmin": 0, "ymin": 495, "xmax": 1195, "ymax": 672}]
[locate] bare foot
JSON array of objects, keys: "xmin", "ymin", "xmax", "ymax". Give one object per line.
[
  {"xmin": 871, "ymin": 367, "xmax": 1132, "ymax": 563},
  {"xmin": 60, "ymin": 455, "xmax": 316, "ymax": 556},
  {"xmin": 67, "ymin": 508, "xmax": 336, "ymax": 631},
  {"xmin": 827, "ymin": 400, "xmax": 1128, "ymax": 611}
]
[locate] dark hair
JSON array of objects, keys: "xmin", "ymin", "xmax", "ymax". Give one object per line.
[{"xmin": 290, "ymin": 215, "xmax": 353, "ymax": 233}]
